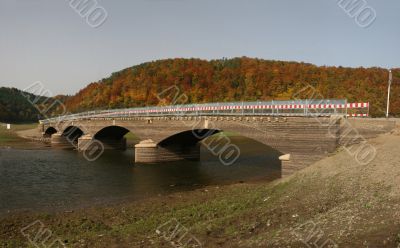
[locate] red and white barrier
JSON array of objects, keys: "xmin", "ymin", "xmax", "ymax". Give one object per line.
[
  {"xmin": 89, "ymin": 101, "xmax": 370, "ymax": 118},
  {"xmin": 347, "ymin": 113, "xmax": 369, "ymax": 117}
]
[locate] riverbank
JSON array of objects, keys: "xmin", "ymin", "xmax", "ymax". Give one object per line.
[
  {"xmin": 0, "ymin": 123, "xmax": 43, "ymax": 148},
  {"xmin": 2, "ymin": 127, "xmax": 400, "ymax": 247}
]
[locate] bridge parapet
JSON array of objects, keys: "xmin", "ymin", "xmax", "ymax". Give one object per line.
[{"xmin": 39, "ymin": 99, "xmax": 370, "ymax": 124}]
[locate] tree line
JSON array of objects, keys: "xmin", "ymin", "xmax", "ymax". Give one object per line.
[
  {"xmin": 62, "ymin": 57, "xmax": 400, "ymax": 117},
  {"xmin": 0, "ymin": 87, "xmax": 61, "ymax": 123}
]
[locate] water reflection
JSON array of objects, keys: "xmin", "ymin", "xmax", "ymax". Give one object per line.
[{"xmin": 0, "ymin": 136, "xmax": 281, "ymax": 214}]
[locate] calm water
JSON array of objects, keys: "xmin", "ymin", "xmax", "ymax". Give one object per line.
[{"xmin": 0, "ymin": 137, "xmax": 281, "ymax": 215}]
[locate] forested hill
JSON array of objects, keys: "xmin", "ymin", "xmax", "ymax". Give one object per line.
[
  {"xmin": 0, "ymin": 87, "xmax": 61, "ymax": 123},
  {"xmin": 62, "ymin": 57, "xmax": 399, "ymax": 117}
]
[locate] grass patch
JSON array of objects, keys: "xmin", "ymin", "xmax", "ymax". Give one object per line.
[{"xmin": 0, "ymin": 123, "xmax": 37, "ymax": 146}]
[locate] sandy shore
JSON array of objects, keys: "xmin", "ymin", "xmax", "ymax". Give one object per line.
[
  {"xmin": 16, "ymin": 127, "xmax": 42, "ymax": 140},
  {"xmin": 16, "ymin": 126, "xmax": 52, "ymax": 145}
]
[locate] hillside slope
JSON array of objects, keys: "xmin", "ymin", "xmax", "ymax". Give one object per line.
[
  {"xmin": 0, "ymin": 87, "xmax": 68, "ymax": 123},
  {"xmin": 63, "ymin": 57, "xmax": 400, "ymax": 117},
  {"xmin": 0, "ymin": 87, "xmax": 48, "ymax": 123}
]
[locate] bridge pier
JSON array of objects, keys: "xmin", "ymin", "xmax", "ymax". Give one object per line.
[
  {"xmin": 135, "ymin": 139, "xmax": 200, "ymax": 163},
  {"xmin": 78, "ymin": 135, "xmax": 94, "ymax": 151},
  {"xmin": 43, "ymin": 132, "xmax": 52, "ymax": 138},
  {"xmin": 51, "ymin": 133, "xmax": 76, "ymax": 148}
]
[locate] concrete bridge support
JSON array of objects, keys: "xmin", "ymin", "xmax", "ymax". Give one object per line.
[
  {"xmin": 77, "ymin": 135, "xmax": 95, "ymax": 151},
  {"xmin": 135, "ymin": 140, "xmax": 200, "ymax": 163},
  {"xmin": 51, "ymin": 133, "xmax": 76, "ymax": 148}
]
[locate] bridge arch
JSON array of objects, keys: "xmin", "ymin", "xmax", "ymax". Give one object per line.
[
  {"xmin": 62, "ymin": 126, "xmax": 85, "ymax": 144},
  {"xmin": 158, "ymin": 129, "xmax": 221, "ymax": 147},
  {"xmin": 94, "ymin": 126, "xmax": 130, "ymax": 140},
  {"xmin": 44, "ymin": 127, "xmax": 58, "ymax": 137},
  {"xmin": 94, "ymin": 126, "xmax": 131, "ymax": 150},
  {"xmin": 156, "ymin": 128, "xmax": 283, "ymax": 167}
]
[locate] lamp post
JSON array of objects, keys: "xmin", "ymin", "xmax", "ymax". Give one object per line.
[{"xmin": 386, "ymin": 69, "xmax": 392, "ymax": 118}]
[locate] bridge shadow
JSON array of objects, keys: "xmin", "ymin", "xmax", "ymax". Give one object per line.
[
  {"xmin": 50, "ymin": 126, "xmax": 84, "ymax": 150},
  {"xmin": 159, "ymin": 129, "xmax": 221, "ymax": 147},
  {"xmin": 200, "ymin": 133, "xmax": 283, "ymax": 181},
  {"xmin": 157, "ymin": 129, "xmax": 221, "ymax": 161},
  {"xmin": 94, "ymin": 126, "xmax": 139, "ymax": 150},
  {"xmin": 44, "ymin": 127, "xmax": 57, "ymax": 138},
  {"xmin": 92, "ymin": 127, "xmax": 283, "ymax": 180},
  {"xmin": 156, "ymin": 129, "xmax": 283, "ymax": 180},
  {"xmin": 63, "ymin": 126, "xmax": 84, "ymax": 145}
]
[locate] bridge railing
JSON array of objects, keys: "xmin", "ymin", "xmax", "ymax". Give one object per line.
[{"xmin": 40, "ymin": 99, "xmax": 370, "ymax": 124}]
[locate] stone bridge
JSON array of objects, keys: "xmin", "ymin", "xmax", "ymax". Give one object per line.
[{"xmin": 39, "ymin": 116, "xmax": 395, "ymax": 177}]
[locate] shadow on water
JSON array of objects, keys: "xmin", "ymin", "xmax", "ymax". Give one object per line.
[{"xmin": 0, "ymin": 134, "xmax": 282, "ymax": 214}]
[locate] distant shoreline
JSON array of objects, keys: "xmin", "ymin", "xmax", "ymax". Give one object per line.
[{"xmin": 0, "ymin": 123, "xmax": 47, "ymax": 149}]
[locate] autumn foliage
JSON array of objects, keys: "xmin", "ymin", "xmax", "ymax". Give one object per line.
[{"xmin": 62, "ymin": 57, "xmax": 400, "ymax": 117}]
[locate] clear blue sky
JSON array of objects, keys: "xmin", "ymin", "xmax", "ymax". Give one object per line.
[{"xmin": 1, "ymin": 0, "xmax": 399, "ymax": 95}]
